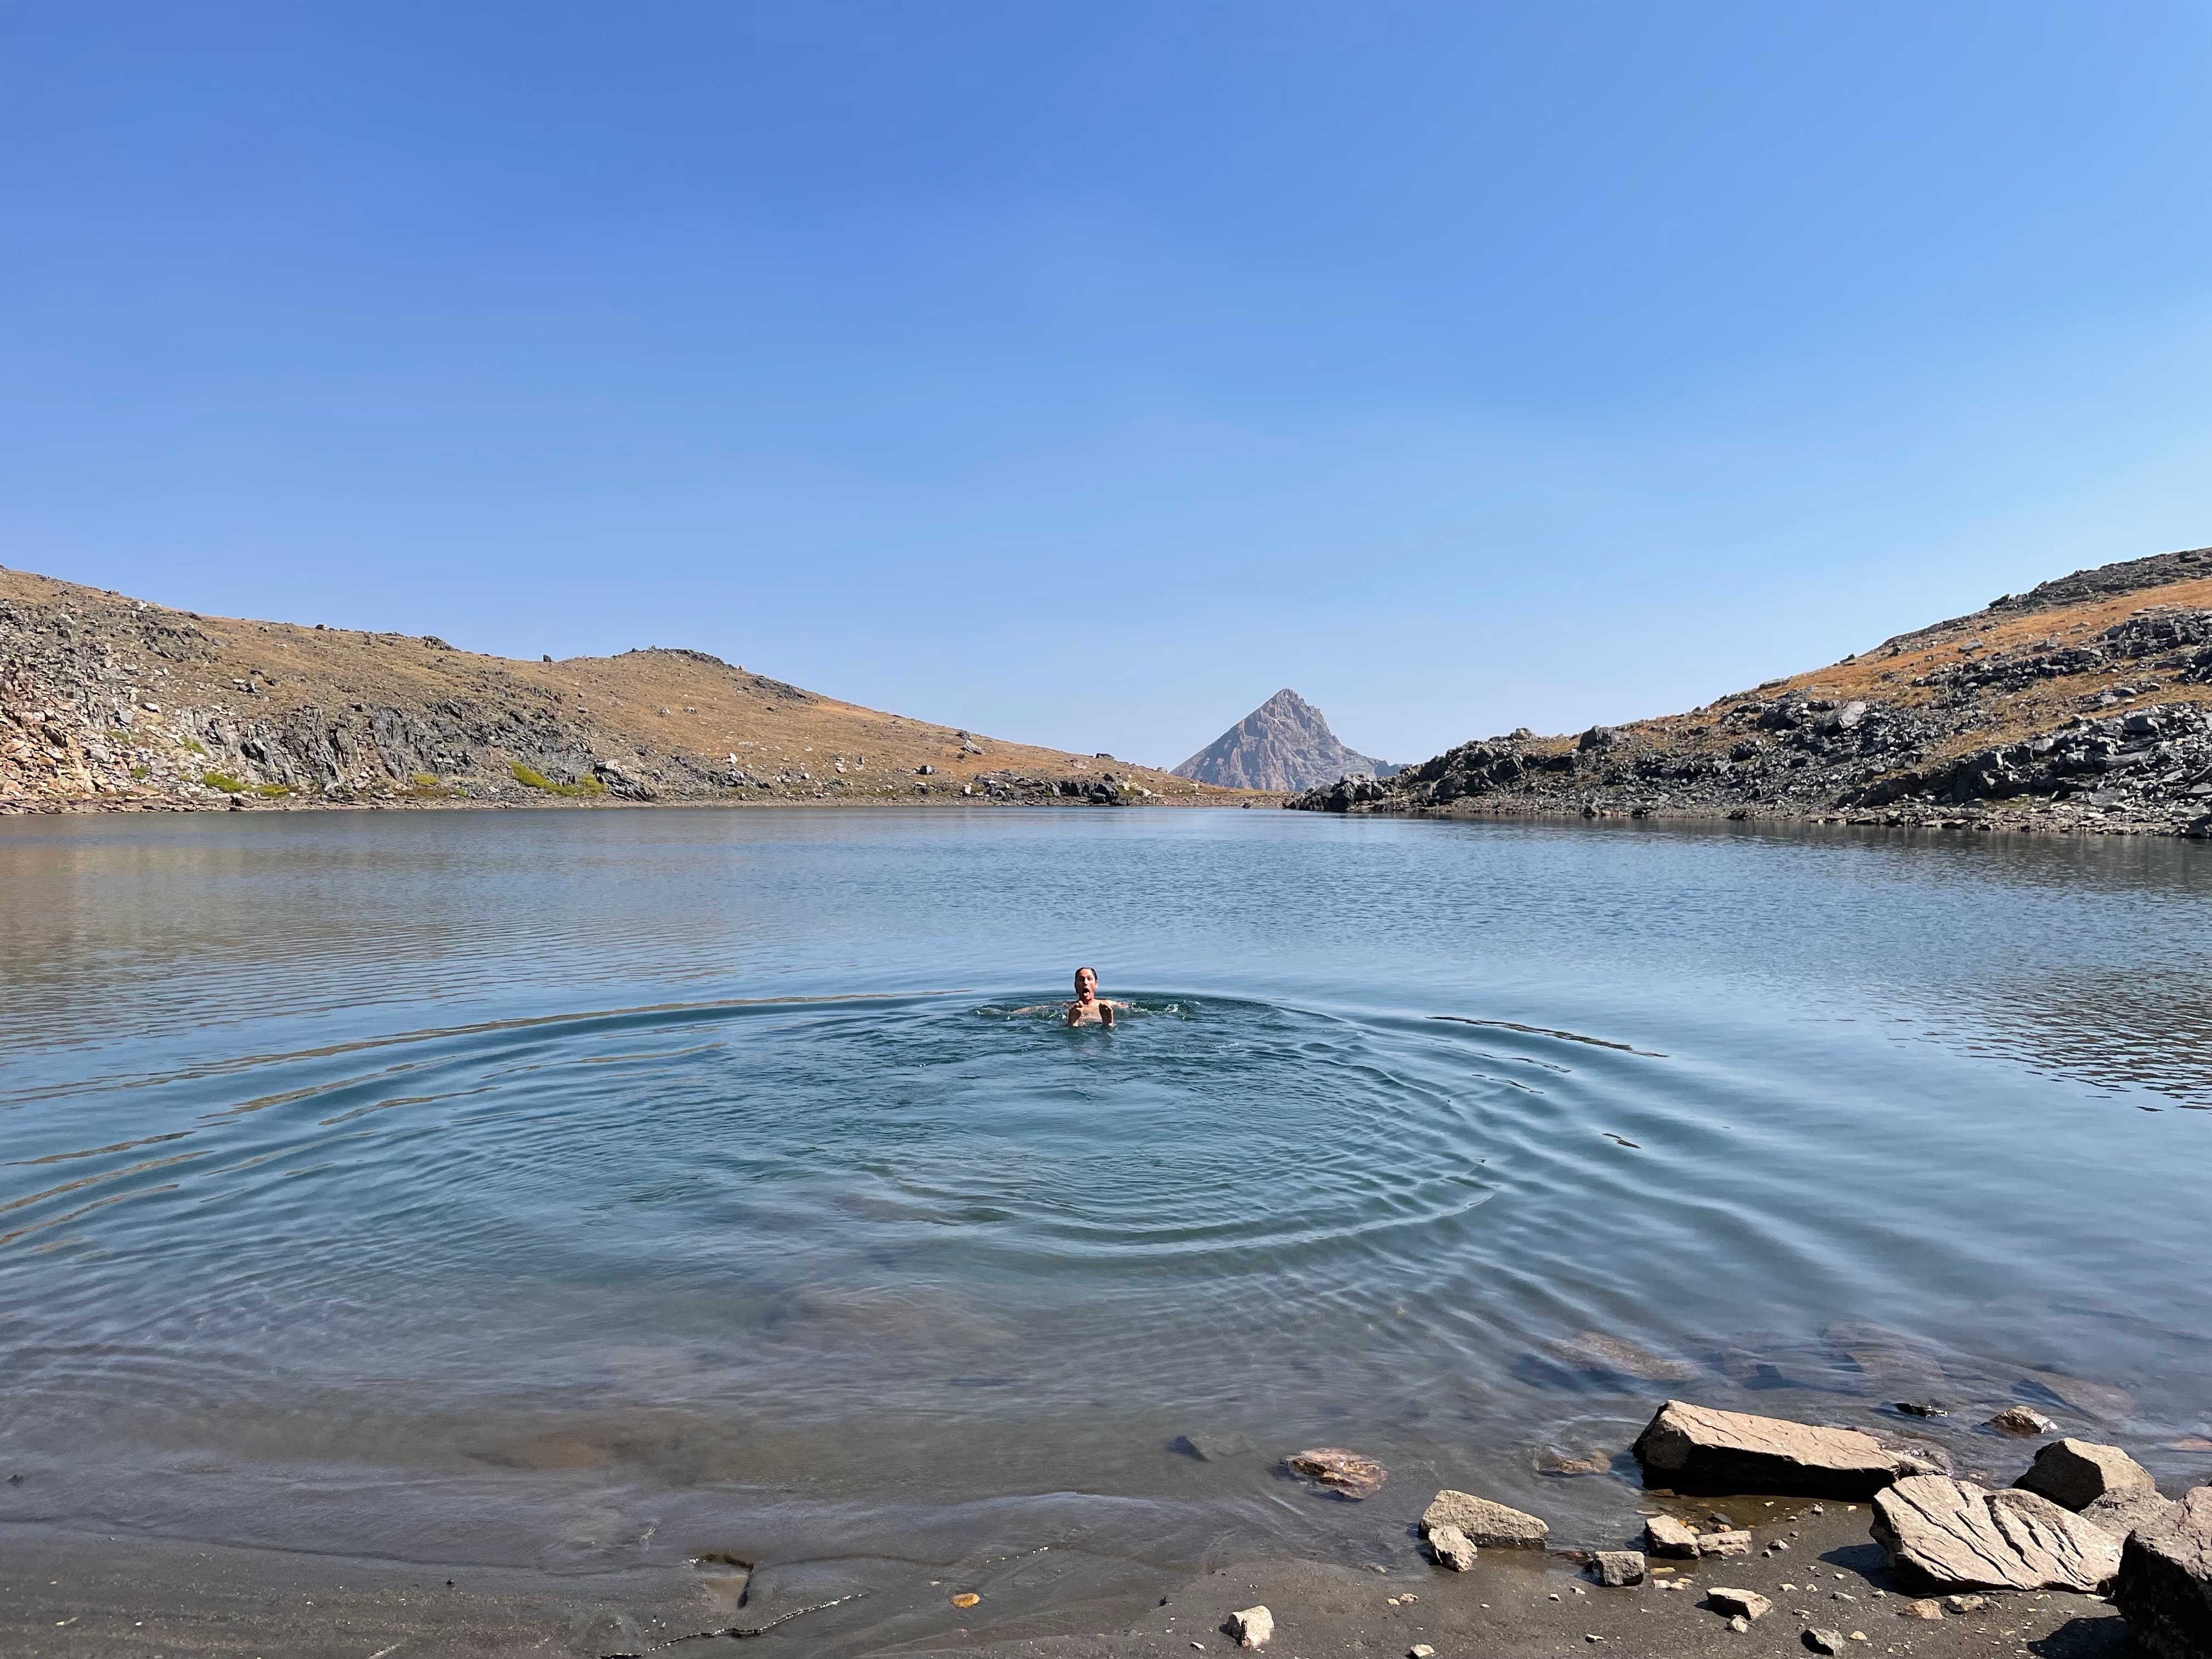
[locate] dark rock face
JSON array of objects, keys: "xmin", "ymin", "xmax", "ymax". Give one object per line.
[
  {"xmin": 1173, "ymin": 690, "xmax": 1396, "ymax": 791},
  {"xmin": 2115, "ymin": 1487, "xmax": 2212, "ymax": 1659}
]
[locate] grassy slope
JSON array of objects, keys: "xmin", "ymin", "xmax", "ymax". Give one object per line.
[{"xmin": 0, "ymin": 565, "xmax": 1234, "ymax": 806}]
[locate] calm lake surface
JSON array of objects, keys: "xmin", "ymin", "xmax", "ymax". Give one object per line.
[{"xmin": 3, "ymin": 806, "xmax": 2209, "ymax": 1583}]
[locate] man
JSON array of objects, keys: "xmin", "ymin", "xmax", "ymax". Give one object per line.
[{"xmin": 1065, "ymin": 965, "xmax": 1126, "ymax": 1027}]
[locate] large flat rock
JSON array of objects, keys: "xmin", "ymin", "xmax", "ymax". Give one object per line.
[
  {"xmin": 1871, "ymin": 1474, "xmax": 2121, "ymax": 1593},
  {"xmin": 1420, "ymin": 1489, "xmax": 1549, "ymax": 1548},
  {"xmin": 2115, "ymin": 1487, "xmax": 2212, "ymax": 1659},
  {"xmin": 1631, "ymin": 1400, "xmax": 1906, "ymax": 1498}
]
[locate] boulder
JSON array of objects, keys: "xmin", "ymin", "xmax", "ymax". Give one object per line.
[
  {"xmin": 1645, "ymin": 1514, "xmax": 1702, "ymax": 1556},
  {"xmin": 1633, "ymin": 1400, "xmax": 1905, "ymax": 1498},
  {"xmin": 1427, "ymin": 1523, "xmax": 1477, "ymax": 1571},
  {"xmin": 1708, "ymin": 1588, "xmax": 1773, "ymax": 1621},
  {"xmin": 2085, "ymin": 1488, "xmax": 2182, "ymax": 1542},
  {"xmin": 2114, "ymin": 1487, "xmax": 2212, "ymax": 1659},
  {"xmin": 1594, "ymin": 1551, "xmax": 1646, "ymax": 1587},
  {"xmin": 1422, "ymin": 1489, "xmax": 1549, "ymax": 1547},
  {"xmin": 1285, "ymin": 1447, "xmax": 1387, "ymax": 1499},
  {"xmin": 1228, "ymin": 1604, "xmax": 1274, "ymax": 1648},
  {"xmin": 1871, "ymin": 1475, "xmax": 2121, "ymax": 1593},
  {"xmin": 2014, "ymin": 1439, "xmax": 2158, "ymax": 1511}
]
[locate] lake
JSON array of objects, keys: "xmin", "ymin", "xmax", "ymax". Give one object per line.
[{"xmin": 2, "ymin": 805, "xmax": 2208, "ymax": 1591}]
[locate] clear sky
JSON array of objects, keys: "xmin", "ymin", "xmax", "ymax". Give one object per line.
[{"xmin": 4, "ymin": 3, "xmax": 2209, "ymax": 767}]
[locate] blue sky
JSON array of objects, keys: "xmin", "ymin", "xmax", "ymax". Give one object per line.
[{"xmin": 3, "ymin": 3, "xmax": 2209, "ymax": 766}]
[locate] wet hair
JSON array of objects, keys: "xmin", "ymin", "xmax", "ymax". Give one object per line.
[{"xmin": 1074, "ymin": 965, "xmax": 1098, "ymax": 986}]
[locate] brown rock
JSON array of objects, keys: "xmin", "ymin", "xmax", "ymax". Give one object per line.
[
  {"xmin": 1645, "ymin": 1514, "xmax": 1702, "ymax": 1556},
  {"xmin": 1546, "ymin": 1331, "xmax": 1698, "ymax": 1382},
  {"xmin": 2113, "ymin": 1486, "xmax": 2212, "ymax": 1659},
  {"xmin": 2085, "ymin": 1488, "xmax": 2183, "ymax": 1542},
  {"xmin": 2014, "ymin": 1438, "xmax": 2158, "ymax": 1511},
  {"xmin": 1594, "ymin": 1550, "xmax": 1646, "ymax": 1587},
  {"xmin": 1701, "ymin": 1529, "xmax": 1756, "ymax": 1556},
  {"xmin": 1422, "ymin": 1489, "xmax": 1549, "ymax": 1547},
  {"xmin": 1899, "ymin": 1600, "xmax": 1944, "ymax": 1620},
  {"xmin": 1871, "ymin": 1474, "xmax": 2122, "ymax": 1592},
  {"xmin": 1988, "ymin": 1406, "xmax": 2059, "ymax": 1437},
  {"xmin": 1427, "ymin": 1523, "xmax": 1477, "ymax": 1571},
  {"xmin": 1943, "ymin": 1595, "xmax": 1987, "ymax": 1613},
  {"xmin": 2021, "ymin": 1371, "xmax": 2134, "ymax": 1421},
  {"xmin": 1708, "ymin": 1588, "xmax": 1774, "ymax": 1621},
  {"xmin": 1632, "ymin": 1400, "xmax": 1906, "ymax": 1498},
  {"xmin": 1285, "ymin": 1447, "xmax": 1387, "ymax": 1500},
  {"xmin": 1804, "ymin": 1627, "xmax": 1847, "ymax": 1654}
]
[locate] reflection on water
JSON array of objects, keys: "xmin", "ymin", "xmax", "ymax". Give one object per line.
[{"xmin": 1, "ymin": 808, "xmax": 2209, "ymax": 1578}]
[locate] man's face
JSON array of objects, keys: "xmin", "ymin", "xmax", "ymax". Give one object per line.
[{"xmin": 1074, "ymin": 969, "xmax": 1097, "ymax": 997}]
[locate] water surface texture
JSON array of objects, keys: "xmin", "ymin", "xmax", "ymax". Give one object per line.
[{"xmin": 3, "ymin": 808, "xmax": 2209, "ymax": 1581}]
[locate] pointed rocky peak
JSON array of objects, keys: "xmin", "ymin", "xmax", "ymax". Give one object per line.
[{"xmin": 1171, "ymin": 689, "xmax": 1397, "ymax": 791}]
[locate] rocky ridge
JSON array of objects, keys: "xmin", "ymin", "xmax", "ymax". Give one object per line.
[
  {"xmin": 1173, "ymin": 687, "xmax": 1397, "ymax": 791},
  {"xmin": 0, "ymin": 567, "xmax": 1222, "ymax": 812},
  {"xmin": 1291, "ymin": 545, "xmax": 2212, "ymax": 837}
]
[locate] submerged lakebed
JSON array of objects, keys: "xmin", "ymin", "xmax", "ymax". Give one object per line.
[{"xmin": 1, "ymin": 807, "xmax": 2208, "ymax": 1622}]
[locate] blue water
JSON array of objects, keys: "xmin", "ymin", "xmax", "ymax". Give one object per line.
[{"xmin": 2, "ymin": 806, "xmax": 2208, "ymax": 1584}]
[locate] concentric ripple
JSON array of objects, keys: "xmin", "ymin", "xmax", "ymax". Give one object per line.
[{"xmin": 2, "ymin": 807, "xmax": 2209, "ymax": 1570}]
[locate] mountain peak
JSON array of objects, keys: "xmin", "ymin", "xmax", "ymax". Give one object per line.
[{"xmin": 1171, "ymin": 690, "xmax": 1397, "ymax": 790}]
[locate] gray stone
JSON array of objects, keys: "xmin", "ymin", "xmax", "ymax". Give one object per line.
[
  {"xmin": 2014, "ymin": 1438, "xmax": 2157, "ymax": 1511},
  {"xmin": 1804, "ymin": 1628, "xmax": 1847, "ymax": 1654},
  {"xmin": 1228, "ymin": 1604, "xmax": 1274, "ymax": 1649},
  {"xmin": 1645, "ymin": 1514, "xmax": 1702, "ymax": 1556},
  {"xmin": 1701, "ymin": 1530, "xmax": 1756, "ymax": 1556},
  {"xmin": 1421, "ymin": 1489, "xmax": 1549, "ymax": 1548},
  {"xmin": 1708, "ymin": 1588, "xmax": 1773, "ymax": 1621},
  {"xmin": 1427, "ymin": 1522, "xmax": 1477, "ymax": 1571},
  {"xmin": 2114, "ymin": 1487, "xmax": 2212, "ymax": 1659},
  {"xmin": 1632, "ymin": 1400, "xmax": 1907, "ymax": 1498},
  {"xmin": 1871, "ymin": 1474, "xmax": 2121, "ymax": 1592},
  {"xmin": 1594, "ymin": 1550, "xmax": 1646, "ymax": 1586},
  {"xmin": 2084, "ymin": 1487, "xmax": 2182, "ymax": 1542}
]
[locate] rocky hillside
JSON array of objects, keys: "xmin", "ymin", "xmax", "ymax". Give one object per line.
[
  {"xmin": 0, "ymin": 566, "xmax": 1226, "ymax": 812},
  {"xmin": 1293, "ymin": 545, "xmax": 2212, "ymax": 838},
  {"xmin": 1172, "ymin": 688, "xmax": 1397, "ymax": 791}
]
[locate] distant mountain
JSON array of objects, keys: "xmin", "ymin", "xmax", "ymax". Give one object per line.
[{"xmin": 1172, "ymin": 689, "xmax": 1398, "ymax": 791}]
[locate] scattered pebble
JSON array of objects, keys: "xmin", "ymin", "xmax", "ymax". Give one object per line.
[
  {"xmin": 1410, "ymin": 1646, "xmax": 1435, "ymax": 1658},
  {"xmin": 951, "ymin": 1593, "xmax": 980, "ymax": 1609},
  {"xmin": 1730, "ymin": 1616, "xmax": 1752, "ymax": 1633}
]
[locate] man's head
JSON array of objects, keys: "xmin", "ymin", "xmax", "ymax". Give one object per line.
[{"xmin": 1073, "ymin": 966, "xmax": 1098, "ymax": 999}]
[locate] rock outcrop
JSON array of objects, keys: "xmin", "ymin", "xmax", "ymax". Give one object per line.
[
  {"xmin": 2115, "ymin": 1488, "xmax": 2212, "ymax": 1659},
  {"xmin": 1289, "ymin": 544, "xmax": 2212, "ymax": 837},
  {"xmin": 1871, "ymin": 1475, "xmax": 2122, "ymax": 1593},
  {"xmin": 2014, "ymin": 1439, "xmax": 2158, "ymax": 1511},
  {"xmin": 1631, "ymin": 1400, "xmax": 1912, "ymax": 1498},
  {"xmin": 1173, "ymin": 689, "xmax": 1396, "ymax": 791}
]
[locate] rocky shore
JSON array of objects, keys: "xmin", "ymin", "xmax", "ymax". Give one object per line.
[
  {"xmin": 0, "ymin": 566, "xmax": 1220, "ymax": 813},
  {"xmin": 13, "ymin": 1391, "xmax": 2205, "ymax": 1659},
  {"xmin": 1292, "ymin": 546, "xmax": 2212, "ymax": 838}
]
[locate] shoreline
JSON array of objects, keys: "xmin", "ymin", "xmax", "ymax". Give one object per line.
[{"xmin": 1, "ymin": 1495, "xmax": 2129, "ymax": 1658}]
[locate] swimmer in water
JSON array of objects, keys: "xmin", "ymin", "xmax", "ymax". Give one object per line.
[{"xmin": 1066, "ymin": 966, "xmax": 1128, "ymax": 1027}]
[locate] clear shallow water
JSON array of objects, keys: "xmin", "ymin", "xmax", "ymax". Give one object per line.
[{"xmin": 2, "ymin": 807, "xmax": 2210, "ymax": 1585}]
